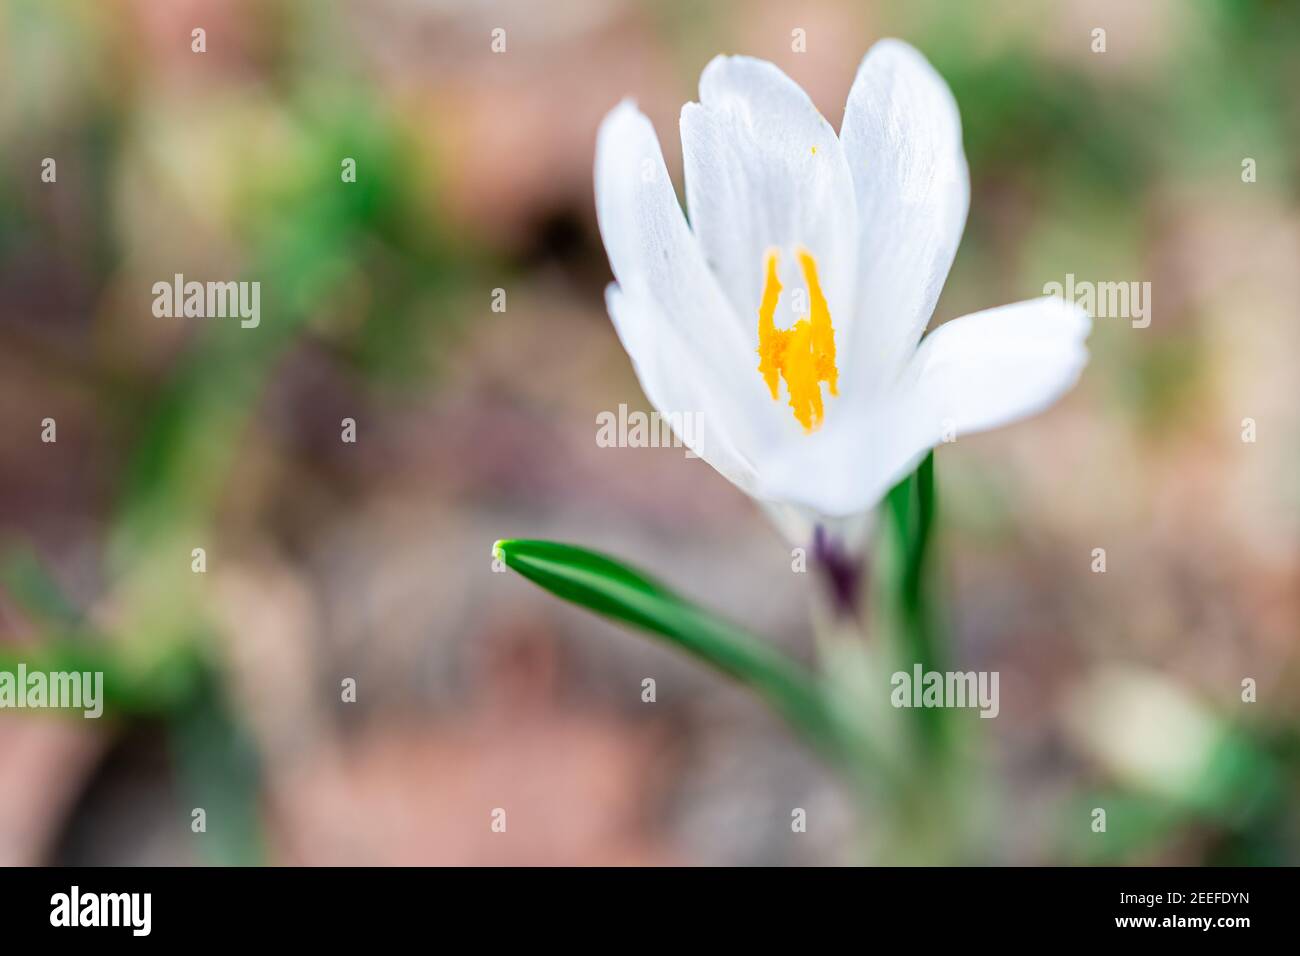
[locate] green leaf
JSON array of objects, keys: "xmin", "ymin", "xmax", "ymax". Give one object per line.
[
  {"xmin": 493, "ymin": 538, "xmax": 840, "ymax": 755},
  {"xmin": 884, "ymin": 451, "xmax": 950, "ymax": 753},
  {"xmin": 886, "ymin": 451, "xmax": 941, "ymax": 668}
]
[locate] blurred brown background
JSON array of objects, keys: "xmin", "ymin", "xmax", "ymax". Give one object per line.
[{"xmin": 0, "ymin": 0, "xmax": 1297, "ymax": 865}]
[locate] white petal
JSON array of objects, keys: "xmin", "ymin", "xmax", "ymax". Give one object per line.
[
  {"xmin": 754, "ymin": 296, "xmax": 1090, "ymax": 517},
  {"xmin": 605, "ymin": 286, "xmax": 760, "ymax": 494},
  {"xmin": 680, "ymin": 56, "xmax": 859, "ymax": 353},
  {"xmin": 594, "ymin": 100, "xmax": 773, "ymax": 492},
  {"xmin": 908, "ymin": 296, "xmax": 1091, "ymax": 436},
  {"xmin": 753, "ymin": 393, "xmax": 936, "ymax": 518},
  {"xmin": 839, "ymin": 39, "xmax": 969, "ymax": 390}
]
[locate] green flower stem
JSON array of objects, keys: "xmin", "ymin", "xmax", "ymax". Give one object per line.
[
  {"xmin": 885, "ymin": 451, "xmax": 951, "ymax": 756},
  {"xmin": 877, "ymin": 452, "xmax": 987, "ymax": 861}
]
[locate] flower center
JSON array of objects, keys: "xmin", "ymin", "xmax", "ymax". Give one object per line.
[{"xmin": 756, "ymin": 248, "xmax": 838, "ymax": 431}]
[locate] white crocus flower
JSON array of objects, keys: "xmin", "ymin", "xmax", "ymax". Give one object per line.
[{"xmin": 594, "ymin": 39, "xmax": 1089, "ymax": 546}]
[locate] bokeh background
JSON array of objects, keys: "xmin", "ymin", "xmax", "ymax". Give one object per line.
[{"xmin": 1, "ymin": 0, "xmax": 1297, "ymax": 865}]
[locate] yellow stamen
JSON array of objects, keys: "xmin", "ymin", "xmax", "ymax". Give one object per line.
[{"xmin": 756, "ymin": 248, "xmax": 838, "ymax": 431}]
